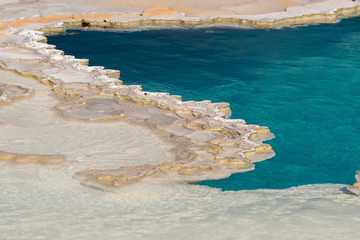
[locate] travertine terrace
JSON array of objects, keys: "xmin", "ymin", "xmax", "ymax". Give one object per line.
[
  {"xmin": 0, "ymin": 28, "xmax": 275, "ymax": 187},
  {"xmin": 0, "ymin": 0, "xmax": 359, "ymax": 188}
]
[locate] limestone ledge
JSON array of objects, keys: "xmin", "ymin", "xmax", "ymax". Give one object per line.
[
  {"xmin": 0, "ymin": 23, "xmax": 278, "ymax": 188},
  {"xmin": 347, "ymin": 171, "xmax": 360, "ymax": 196},
  {"xmin": 0, "ymin": 82, "xmax": 33, "ymax": 104},
  {"xmin": 0, "ymin": 151, "xmax": 66, "ymax": 165}
]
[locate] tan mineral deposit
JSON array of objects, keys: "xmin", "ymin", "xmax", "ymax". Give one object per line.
[
  {"xmin": 0, "ymin": 0, "xmax": 360, "ymax": 188},
  {"xmin": 347, "ymin": 171, "xmax": 360, "ymax": 196},
  {"xmin": 0, "ymin": 151, "xmax": 66, "ymax": 165}
]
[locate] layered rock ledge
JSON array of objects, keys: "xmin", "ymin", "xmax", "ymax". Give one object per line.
[{"xmin": 0, "ymin": 1, "xmax": 360, "ymax": 30}]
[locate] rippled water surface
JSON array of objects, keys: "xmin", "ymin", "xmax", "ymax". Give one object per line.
[{"xmin": 48, "ymin": 17, "xmax": 360, "ymax": 190}]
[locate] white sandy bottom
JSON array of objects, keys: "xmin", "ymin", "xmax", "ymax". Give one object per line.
[{"xmin": 0, "ymin": 71, "xmax": 359, "ymax": 240}]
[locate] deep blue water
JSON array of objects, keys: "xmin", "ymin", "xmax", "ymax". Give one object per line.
[{"xmin": 47, "ymin": 17, "xmax": 360, "ymax": 190}]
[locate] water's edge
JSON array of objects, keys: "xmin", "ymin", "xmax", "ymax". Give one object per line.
[{"xmin": 2, "ymin": 4, "xmax": 360, "ymax": 189}]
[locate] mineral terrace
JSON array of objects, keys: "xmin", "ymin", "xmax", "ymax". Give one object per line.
[{"xmin": 0, "ymin": 0, "xmax": 359, "ymax": 188}]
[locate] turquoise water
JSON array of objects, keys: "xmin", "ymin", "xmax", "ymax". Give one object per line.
[{"xmin": 47, "ymin": 17, "xmax": 360, "ymax": 190}]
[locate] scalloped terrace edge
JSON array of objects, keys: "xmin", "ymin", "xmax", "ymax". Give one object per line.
[
  {"xmin": 1, "ymin": 3, "xmax": 360, "ymax": 189},
  {"xmin": 0, "ymin": 27, "xmax": 276, "ymax": 188}
]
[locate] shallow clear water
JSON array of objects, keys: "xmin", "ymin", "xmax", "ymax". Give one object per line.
[{"xmin": 47, "ymin": 17, "xmax": 360, "ymax": 190}]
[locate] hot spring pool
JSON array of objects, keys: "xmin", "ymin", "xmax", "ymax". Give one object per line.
[{"xmin": 47, "ymin": 17, "xmax": 360, "ymax": 190}]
